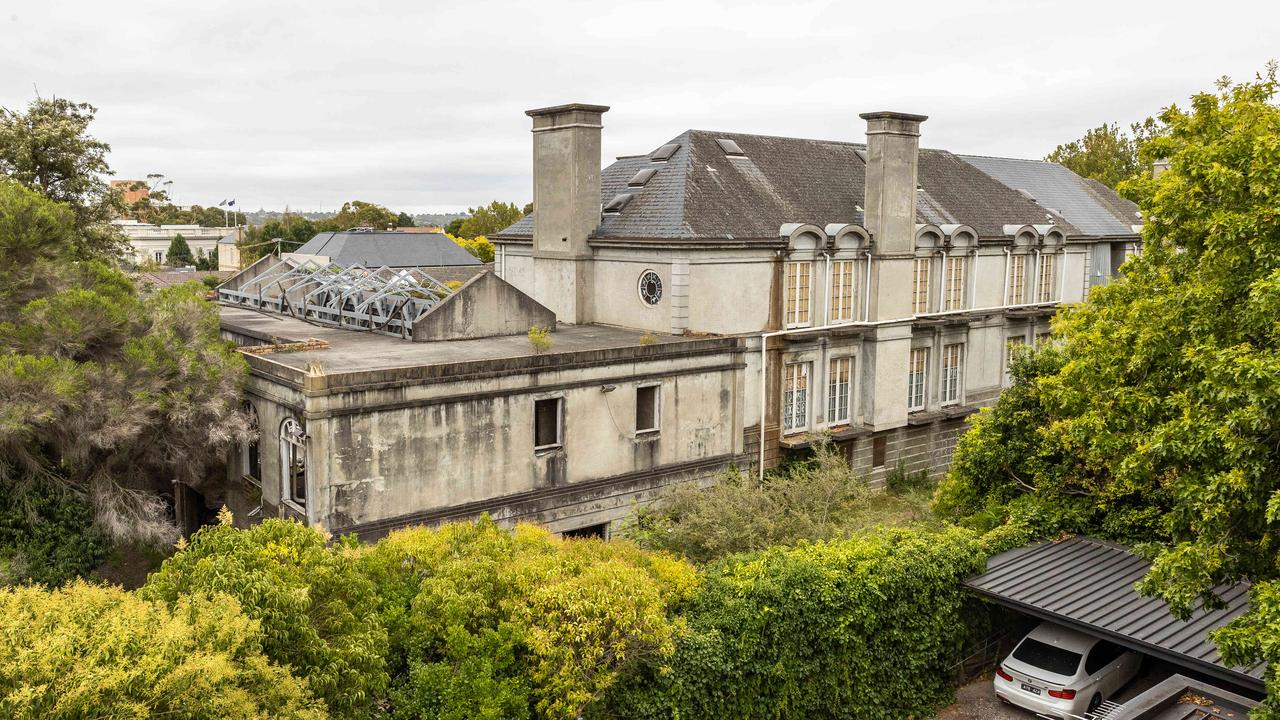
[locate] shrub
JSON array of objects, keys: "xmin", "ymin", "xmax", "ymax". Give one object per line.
[
  {"xmin": 527, "ymin": 326, "xmax": 553, "ymax": 354},
  {"xmin": 595, "ymin": 525, "xmax": 988, "ymax": 720},
  {"xmin": 0, "ymin": 580, "xmax": 323, "ymax": 719},
  {"xmin": 355, "ymin": 518, "xmax": 697, "ymax": 720},
  {"xmin": 140, "ymin": 517, "xmax": 388, "ymax": 719},
  {"xmin": 0, "ymin": 474, "xmax": 109, "ymax": 586}
]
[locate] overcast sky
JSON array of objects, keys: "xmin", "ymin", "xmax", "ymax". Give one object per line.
[{"xmin": 3, "ymin": 1, "xmax": 1278, "ymax": 214}]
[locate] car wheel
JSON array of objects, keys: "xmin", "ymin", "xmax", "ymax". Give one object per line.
[{"xmin": 1087, "ymin": 693, "xmax": 1102, "ymax": 715}]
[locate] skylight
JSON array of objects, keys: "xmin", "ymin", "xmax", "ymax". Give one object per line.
[
  {"xmin": 650, "ymin": 143, "xmax": 680, "ymax": 162},
  {"xmin": 628, "ymin": 168, "xmax": 658, "ymax": 187},
  {"xmin": 603, "ymin": 193, "xmax": 635, "ymax": 214},
  {"xmin": 716, "ymin": 138, "xmax": 746, "ymax": 157}
]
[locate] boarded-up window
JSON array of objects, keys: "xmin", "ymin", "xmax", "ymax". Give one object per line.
[
  {"xmin": 944, "ymin": 256, "xmax": 967, "ymax": 311},
  {"xmin": 872, "ymin": 436, "xmax": 887, "ymax": 468},
  {"xmin": 535, "ymin": 397, "xmax": 562, "ymax": 449},
  {"xmin": 1038, "ymin": 253, "xmax": 1058, "ymax": 302},
  {"xmin": 1008, "ymin": 254, "xmax": 1026, "ymax": 304},
  {"xmin": 636, "ymin": 385, "xmax": 659, "ymax": 433}
]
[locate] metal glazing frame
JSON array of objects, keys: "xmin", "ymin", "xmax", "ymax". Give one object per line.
[{"xmin": 218, "ymin": 260, "xmax": 455, "ymax": 339}]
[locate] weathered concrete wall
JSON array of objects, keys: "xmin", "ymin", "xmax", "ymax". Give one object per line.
[{"xmin": 413, "ymin": 271, "xmax": 556, "ymax": 341}]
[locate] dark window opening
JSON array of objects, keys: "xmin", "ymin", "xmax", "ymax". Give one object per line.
[
  {"xmin": 636, "ymin": 385, "xmax": 659, "ymax": 433},
  {"xmin": 535, "ymin": 398, "xmax": 562, "ymax": 449},
  {"xmin": 563, "ymin": 522, "xmax": 608, "ymax": 539},
  {"xmin": 650, "ymin": 143, "xmax": 680, "ymax": 162},
  {"xmin": 244, "ymin": 404, "xmax": 261, "ymax": 483},
  {"xmin": 872, "ymin": 436, "xmax": 887, "ymax": 468},
  {"xmin": 1013, "ymin": 638, "xmax": 1082, "ymax": 676},
  {"xmin": 715, "ymin": 138, "xmax": 746, "ymax": 156},
  {"xmin": 280, "ymin": 418, "xmax": 306, "ymax": 506}
]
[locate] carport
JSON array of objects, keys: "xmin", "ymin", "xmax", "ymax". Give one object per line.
[{"xmin": 964, "ymin": 536, "xmax": 1265, "ymax": 694}]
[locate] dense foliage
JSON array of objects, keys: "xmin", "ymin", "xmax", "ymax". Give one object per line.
[
  {"xmin": 626, "ymin": 438, "xmax": 935, "ymax": 563},
  {"xmin": 457, "ymin": 200, "xmax": 529, "ymax": 239},
  {"xmin": 450, "ymin": 233, "xmax": 495, "ymax": 262},
  {"xmin": 938, "ymin": 64, "xmax": 1280, "ymax": 712},
  {"xmin": 0, "ymin": 179, "xmax": 251, "ymax": 548},
  {"xmin": 0, "ymin": 97, "xmax": 126, "ymax": 258},
  {"xmin": 356, "ymin": 518, "xmax": 696, "ymax": 720},
  {"xmin": 0, "ymin": 581, "xmax": 324, "ymax": 719},
  {"xmin": 166, "ymin": 232, "xmax": 195, "ymax": 266},
  {"xmin": 596, "ymin": 526, "xmax": 997, "ymax": 720},
  {"xmin": 0, "ymin": 479, "xmax": 108, "ymax": 586},
  {"xmin": 140, "ymin": 517, "xmax": 388, "ymax": 719},
  {"xmin": 1045, "ymin": 118, "xmax": 1164, "ymax": 189}
]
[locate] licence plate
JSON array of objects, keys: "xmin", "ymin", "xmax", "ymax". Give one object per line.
[{"xmin": 1020, "ymin": 683, "xmax": 1041, "ymax": 695}]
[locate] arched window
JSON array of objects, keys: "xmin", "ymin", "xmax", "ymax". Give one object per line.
[
  {"xmin": 280, "ymin": 417, "xmax": 307, "ymax": 506},
  {"xmin": 242, "ymin": 404, "xmax": 261, "ymax": 484}
]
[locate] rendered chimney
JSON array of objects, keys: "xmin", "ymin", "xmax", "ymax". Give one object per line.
[
  {"xmin": 526, "ymin": 102, "xmax": 609, "ymax": 324},
  {"xmin": 860, "ymin": 111, "xmax": 928, "ymax": 255}
]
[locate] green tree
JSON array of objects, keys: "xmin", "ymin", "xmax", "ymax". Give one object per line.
[
  {"xmin": 0, "ymin": 97, "xmax": 126, "ymax": 259},
  {"xmin": 0, "ymin": 479, "xmax": 109, "ymax": 586},
  {"xmin": 0, "ymin": 180, "xmax": 251, "ymax": 548},
  {"xmin": 0, "ymin": 580, "xmax": 324, "ymax": 719},
  {"xmin": 458, "ymin": 201, "xmax": 525, "ymax": 239},
  {"xmin": 1046, "ymin": 118, "xmax": 1164, "ymax": 189},
  {"xmin": 396, "ymin": 210, "xmax": 414, "ymax": 227},
  {"xmin": 194, "ymin": 245, "xmax": 219, "ymax": 271},
  {"xmin": 444, "ymin": 217, "xmax": 465, "ymax": 236},
  {"xmin": 141, "ymin": 518, "xmax": 389, "ymax": 719},
  {"xmin": 320, "ymin": 199, "xmax": 400, "ymax": 232},
  {"xmin": 936, "ymin": 65, "xmax": 1280, "ymax": 701},
  {"xmin": 166, "ymin": 232, "xmax": 195, "ymax": 266}
]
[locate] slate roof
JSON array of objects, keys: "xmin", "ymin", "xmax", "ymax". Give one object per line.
[
  {"xmin": 496, "ymin": 129, "xmax": 1142, "ymax": 242},
  {"xmin": 959, "ymin": 154, "xmax": 1141, "ymax": 236},
  {"xmin": 965, "ymin": 536, "xmax": 1264, "ymax": 691},
  {"xmin": 293, "ymin": 231, "xmax": 482, "ymax": 268}
]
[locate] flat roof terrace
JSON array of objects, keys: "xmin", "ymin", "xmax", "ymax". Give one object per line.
[{"xmin": 219, "ymin": 306, "xmax": 743, "ymax": 391}]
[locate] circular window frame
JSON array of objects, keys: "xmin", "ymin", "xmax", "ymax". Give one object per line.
[{"xmin": 637, "ymin": 269, "xmax": 663, "ymax": 306}]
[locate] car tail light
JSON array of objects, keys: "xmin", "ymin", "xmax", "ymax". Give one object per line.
[
  {"xmin": 1048, "ymin": 688, "xmax": 1077, "ymax": 700},
  {"xmin": 995, "ymin": 667, "xmax": 1013, "ymax": 682}
]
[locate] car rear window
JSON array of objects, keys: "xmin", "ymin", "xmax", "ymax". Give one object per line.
[{"xmin": 1012, "ymin": 638, "xmax": 1082, "ymax": 676}]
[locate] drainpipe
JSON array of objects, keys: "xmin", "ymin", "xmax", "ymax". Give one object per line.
[{"xmin": 1001, "ymin": 247, "xmax": 1012, "ymax": 307}]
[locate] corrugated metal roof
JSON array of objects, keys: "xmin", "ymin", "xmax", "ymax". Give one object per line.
[
  {"xmin": 958, "ymin": 155, "xmax": 1141, "ymax": 236},
  {"xmin": 292, "ymin": 231, "xmax": 482, "ymax": 268},
  {"xmin": 965, "ymin": 536, "xmax": 1264, "ymax": 690}
]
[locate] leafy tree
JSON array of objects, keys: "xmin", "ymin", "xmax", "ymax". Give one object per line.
[
  {"xmin": 1046, "ymin": 118, "xmax": 1164, "ymax": 189},
  {"xmin": 444, "ymin": 217, "xmax": 465, "ymax": 236},
  {"xmin": 166, "ymin": 232, "xmax": 195, "ymax": 266},
  {"xmin": 0, "ymin": 97, "xmax": 126, "ymax": 259},
  {"xmin": 458, "ymin": 201, "xmax": 525, "ymax": 239},
  {"xmin": 0, "ymin": 180, "xmax": 251, "ymax": 547},
  {"xmin": 356, "ymin": 518, "xmax": 695, "ymax": 720},
  {"xmin": 449, "ymin": 233, "xmax": 495, "ymax": 263},
  {"xmin": 320, "ymin": 199, "xmax": 400, "ymax": 232},
  {"xmin": 194, "ymin": 245, "xmax": 219, "ymax": 271},
  {"xmin": 0, "ymin": 580, "xmax": 324, "ymax": 719},
  {"xmin": 396, "ymin": 210, "xmax": 414, "ymax": 227},
  {"xmin": 141, "ymin": 517, "xmax": 389, "ymax": 719},
  {"xmin": 626, "ymin": 437, "xmax": 934, "ymax": 563},
  {"xmin": 937, "ymin": 63, "xmax": 1280, "ymax": 658}
]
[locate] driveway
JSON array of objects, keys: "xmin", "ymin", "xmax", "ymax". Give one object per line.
[{"xmin": 933, "ymin": 660, "xmax": 1176, "ymax": 720}]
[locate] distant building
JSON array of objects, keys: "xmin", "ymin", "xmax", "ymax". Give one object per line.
[
  {"xmin": 285, "ymin": 230, "xmax": 486, "ymax": 284},
  {"xmin": 111, "ymin": 179, "xmax": 149, "ymax": 206},
  {"xmin": 114, "ymin": 219, "xmax": 228, "ymax": 266},
  {"xmin": 218, "ymin": 228, "xmax": 244, "ymax": 272}
]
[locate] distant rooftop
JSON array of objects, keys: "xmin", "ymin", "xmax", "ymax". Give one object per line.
[{"xmin": 292, "ymin": 231, "xmax": 482, "ymax": 268}]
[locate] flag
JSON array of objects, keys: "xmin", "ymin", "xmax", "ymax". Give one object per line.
[
  {"xmin": 218, "ymin": 199, "xmax": 227, "ymax": 207},
  {"xmin": 228, "ymin": 199, "xmax": 236, "ymax": 207}
]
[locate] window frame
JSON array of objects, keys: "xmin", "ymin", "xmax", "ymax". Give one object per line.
[
  {"xmin": 941, "ymin": 342, "xmax": 964, "ymax": 406},
  {"xmin": 828, "ymin": 259, "xmax": 857, "ymax": 323},
  {"xmin": 827, "ymin": 356, "xmax": 853, "ymax": 425},
  {"xmin": 912, "ymin": 257, "xmax": 932, "ymax": 314},
  {"xmin": 533, "ymin": 396, "xmax": 564, "ymax": 451},
  {"xmin": 784, "ymin": 260, "xmax": 812, "ymax": 328},
  {"xmin": 907, "ymin": 347, "xmax": 929, "ymax": 411},
  {"xmin": 279, "ymin": 417, "xmax": 307, "ymax": 508},
  {"xmin": 1037, "ymin": 252, "xmax": 1058, "ymax": 302},
  {"xmin": 1007, "ymin": 253, "xmax": 1027, "ymax": 305},
  {"xmin": 635, "ymin": 384, "xmax": 660, "ymax": 435},
  {"xmin": 782, "ymin": 362, "xmax": 811, "ymax": 434},
  {"xmin": 242, "ymin": 404, "xmax": 261, "ymax": 486},
  {"xmin": 944, "ymin": 255, "xmax": 967, "ymax": 311}
]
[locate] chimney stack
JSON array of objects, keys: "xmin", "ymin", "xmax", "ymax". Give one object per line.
[
  {"xmin": 526, "ymin": 102, "xmax": 609, "ymax": 324},
  {"xmin": 860, "ymin": 111, "xmax": 927, "ymax": 255}
]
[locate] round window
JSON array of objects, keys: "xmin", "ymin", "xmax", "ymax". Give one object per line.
[{"xmin": 638, "ymin": 270, "xmax": 663, "ymax": 306}]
